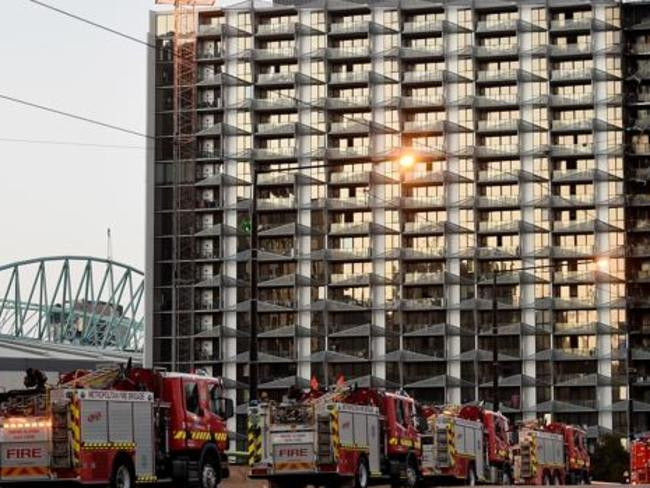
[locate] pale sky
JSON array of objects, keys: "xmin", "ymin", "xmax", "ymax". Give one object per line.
[{"xmin": 0, "ymin": 0, "xmax": 157, "ymax": 270}]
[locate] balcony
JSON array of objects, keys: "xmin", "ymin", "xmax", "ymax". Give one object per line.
[
  {"xmin": 327, "ymin": 96, "xmax": 371, "ymax": 110},
  {"xmin": 256, "ymin": 72, "xmax": 296, "ymax": 85},
  {"xmin": 327, "ymin": 47, "xmax": 370, "ymax": 59},
  {"xmin": 329, "ymin": 120, "xmax": 370, "ymax": 135},
  {"xmin": 632, "ymin": 144, "xmax": 650, "ymax": 155},
  {"xmin": 474, "ymin": 45, "xmax": 518, "ymax": 59},
  {"xmin": 551, "ymin": 195, "xmax": 595, "ymax": 207},
  {"xmin": 403, "ymin": 71, "xmax": 444, "ymax": 84},
  {"xmin": 475, "ymin": 196, "xmax": 520, "ymax": 209},
  {"xmin": 551, "ymin": 119, "xmax": 593, "ymax": 132},
  {"xmin": 257, "ymin": 197, "xmax": 296, "ymax": 211},
  {"xmin": 402, "ymin": 248, "xmax": 446, "ymax": 260},
  {"xmin": 329, "ymin": 21, "xmax": 369, "ymax": 34},
  {"xmin": 330, "ymin": 272, "xmax": 372, "ymax": 286},
  {"xmin": 401, "ymin": 46, "xmax": 445, "ymax": 59},
  {"xmin": 550, "ymin": 18, "xmax": 592, "ymax": 31},
  {"xmin": 477, "ymin": 119, "xmax": 519, "ymax": 133},
  {"xmin": 403, "ymin": 120, "xmax": 444, "ymax": 133},
  {"xmin": 476, "ymin": 19, "xmax": 518, "ymax": 33},
  {"xmin": 478, "ymin": 221, "xmax": 521, "ymax": 234},
  {"xmin": 549, "ymin": 144, "xmax": 593, "ymax": 157},
  {"xmin": 197, "ymin": 24, "xmax": 224, "ymax": 37},
  {"xmin": 551, "ymin": 69, "xmax": 592, "ymax": 82},
  {"xmin": 254, "ymin": 147, "xmax": 297, "ymax": 161},
  {"xmin": 328, "ymin": 248, "xmax": 372, "ymax": 261},
  {"xmin": 328, "ymin": 196, "xmax": 372, "ymax": 210},
  {"xmin": 631, "ymin": 43, "xmax": 650, "ymax": 55},
  {"xmin": 473, "ymin": 95, "xmax": 518, "ymax": 108},
  {"xmin": 404, "ymin": 221, "xmax": 445, "ymax": 235},
  {"xmin": 254, "ymin": 47, "xmax": 297, "ymax": 60},
  {"xmin": 257, "ymin": 22, "xmax": 295, "ymax": 36},
  {"xmin": 197, "ymin": 50, "xmax": 223, "ymax": 61},
  {"xmin": 329, "ymin": 221, "xmax": 371, "ymax": 235},
  {"xmin": 477, "ymin": 170, "xmax": 519, "ymax": 184},
  {"xmin": 403, "ymin": 20, "xmax": 443, "ymax": 34},
  {"xmin": 401, "ymin": 297, "xmax": 445, "ymax": 310},
  {"xmin": 253, "ymin": 98, "xmax": 297, "ymax": 111},
  {"xmin": 475, "ymin": 145, "xmax": 519, "ymax": 158},
  {"xmin": 401, "ymin": 95, "xmax": 445, "ymax": 108},
  {"xmin": 549, "ymin": 43, "xmax": 592, "ymax": 58},
  {"xmin": 256, "ymin": 122, "xmax": 297, "ymax": 135},
  {"xmin": 330, "ymin": 71, "xmax": 369, "ymax": 85},
  {"xmin": 326, "ymin": 146, "xmax": 370, "ymax": 160},
  {"xmin": 403, "ymin": 271, "xmax": 445, "ymax": 285},
  {"xmin": 476, "ymin": 69, "xmax": 518, "ymax": 83},
  {"xmin": 401, "ymin": 196, "xmax": 446, "ymax": 208},
  {"xmin": 549, "ymin": 94, "xmax": 593, "ymax": 107},
  {"xmin": 553, "ymin": 297, "xmax": 597, "ymax": 309}
]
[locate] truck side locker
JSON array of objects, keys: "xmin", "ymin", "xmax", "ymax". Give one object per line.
[
  {"xmin": 317, "ymin": 414, "xmax": 332, "ymax": 464},
  {"xmin": 51, "ymin": 401, "xmax": 71, "ymax": 469}
]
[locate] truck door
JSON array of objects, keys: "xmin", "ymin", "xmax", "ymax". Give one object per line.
[{"xmin": 183, "ymin": 380, "xmax": 210, "ymax": 449}]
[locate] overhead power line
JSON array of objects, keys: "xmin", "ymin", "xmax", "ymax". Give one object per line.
[
  {"xmin": 28, "ymin": 0, "xmax": 155, "ymax": 49},
  {"xmin": 0, "ymin": 137, "xmax": 149, "ymax": 150},
  {"xmin": 0, "ymin": 94, "xmax": 152, "ymax": 140}
]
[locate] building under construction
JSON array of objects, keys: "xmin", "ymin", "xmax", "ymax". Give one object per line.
[{"xmin": 147, "ymin": 0, "xmax": 650, "ymax": 443}]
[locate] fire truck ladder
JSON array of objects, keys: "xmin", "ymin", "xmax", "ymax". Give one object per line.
[
  {"xmin": 154, "ymin": 0, "xmax": 215, "ymax": 369},
  {"xmin": 61, "ymin": 364, "xmax": 124, "ymax": 389}
]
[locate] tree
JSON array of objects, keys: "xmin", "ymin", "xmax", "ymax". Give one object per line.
[{"xmin": 590, "ymin": 434, "xmax": 628, "ymax": 482}]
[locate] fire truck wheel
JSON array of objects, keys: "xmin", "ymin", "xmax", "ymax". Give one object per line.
[
  {"xmin": 467, "ymin": 463, "xmax": 477, "ymax": 487},
  {"xmin": 109, "ymin": 457, "xmax": 135, "ymax": 488},
  {"xmin": 200, "ymin": 455, "xmax": 220, "ymax": 488},
  {"xmin": 405, "ymin": 458, "xmax": 419, "ymax": 488},
  {"xmin": 354, "ymin": 456, "xmax": 369, "ymax": 488}
]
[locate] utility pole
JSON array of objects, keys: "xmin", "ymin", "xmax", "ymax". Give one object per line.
[
  {"xmin": 249, "ymin": 167, "xmax": 259, "ymax": 402},
  {"xmin": 492, "ymin": 272, "xmax": 499, "ymax": 412}
]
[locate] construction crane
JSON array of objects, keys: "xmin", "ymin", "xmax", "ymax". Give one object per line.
[{"xmin": 155, "ymin": 0, "xmax": 215, "ymax": 369}]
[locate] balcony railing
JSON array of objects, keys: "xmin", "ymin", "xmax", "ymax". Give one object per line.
[
  {"xmin": 401, "ymin": 95, "xmax": 445, "ymax": 107},
  {"xmin": 402, "ymin": 196, "xmax": 446, "ymax": 208},
  {"xmin": 476, "ymin": 19, "xmax": 518, "ymax": 32},
  {"xmin": 330, "ymin": 121, "xmax": 370, "ymax": 133},
  {"xmin": 328, "ymin": 47, "xmax": 370, "ymax": 58},
  {"xmin": 403, "ymin": 20, "xmax": 443, "ymax": 33},
  {"xmin": 255, "ymin": 47, "xmax": 296, "ymax": 59},
  {"xmin": 475, "ymin": 45, "xmax": 518, "ymax": 57},
  {"xmin": 401, "ymin": 297, "xmax": 445, "ymax": 309},
  {"xmin": 330, "ymin": 72, "xmax": 368, "ymax": 84},
  {"xmin": 327, "ymin": 146, "xmax": 370, "ymax": 159},
  {"xmin": 632, "ymin": 43, "xmax": 650, "ymax": 55},
  {"xmin": 549, "ymin": 94, "xmax": 594, "ymax": 106},
  {"xmin": 328, "ymin": 248, "xmax": 372, "ymax": 260},
  {"xmin": 549, "ymin": 44, "xmax": 592, "ymax": 56},
  {"xmin": 476, "ymin": 69, "xmax": 518, "ymax": 83},
  {"xmin": 477, "ymin": 120, "xmax": 519, "ymax": 132},
  {"xmin": 257, "ymin": 22, "xmax": 295, "ymax": 34},
  {"xmin": 257, "ymin": 72, "xmax": 295, "ymax": 84},
  {"xmin": 403, "ymin": 271, "xmax": 445, "ymax": 284},
  {"xmin": 550, "ymin": 18, "xmax": 592, "ymax": 31},
  {"xmin": 632, "ymin": 144, "xmax": 650, "ymax": 154},
  {"xmin": 330, "ymin": 273, "xmax": 370, "ymax": 285},
  {"xmin": 552, "ymin": 119, "xmax": 593, "ymax": 131},
  {"xmin": 550, "ymin": 144, "xmax": 594, "ymax": 156},
  {"xmin": 198, "ymin": 24, "xmax": 224, "ymax": 36},
  {"xmin": 257, "ymin": 197, "xmax": 295, "ymax": 210},
  {"xmin": 551, "ymin": 69, "xmax": 592, "ymax": 81},
  {"xmin": 403, "ymin": 71, "xmax": 444, "ymax": 83},
  {"xmin": 402, "ymin": 248, "xmax": 446, "ymax": 259},
  {"xmin": 475, "ymin": 144, "xmax": 519, "ymax": 157},
  {"xmin": 330, "ymin": 21, "xmax": 369, "ymax": 33},
  {"xmin": 404, "ymin": 120, "xmax": 443, "ymax": 132}
]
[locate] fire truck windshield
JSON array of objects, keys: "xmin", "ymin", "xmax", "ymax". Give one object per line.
[{"xmin": 271, "ymin": 404, "xmax": 313, "ymax": 425}]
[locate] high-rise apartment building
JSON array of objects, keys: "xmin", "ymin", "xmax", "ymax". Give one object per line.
[{"xmin": 147, "ymin": 0, "xmax": 650, "ymax": 443}]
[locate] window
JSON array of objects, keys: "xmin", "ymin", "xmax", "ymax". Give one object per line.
[
  {"xmin": 185, "ymin": 382, "xmax": 200, "ymax": 415},
  {"xmin": 395, "ymin": 399, "xmax": 405, "ymax": 426}
]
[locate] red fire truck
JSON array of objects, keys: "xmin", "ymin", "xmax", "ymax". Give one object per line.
[
  {"xmin": 0, "ymin": 364, "xmax": 233, "ymax": 488},
  {"xmin": 248, "ymin": 386, "xmax": 422, "ymax": 488},
  {"xmin": 631, "ymin": 434, "xmax": 650, "ymax": 484},
  {"xmin": 512, "ymin": 421, "xmax": 589, "ymax": 485},
  {"xmin": 420, "ymin": 404, "xmax": 512, "ymax": 485}
]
